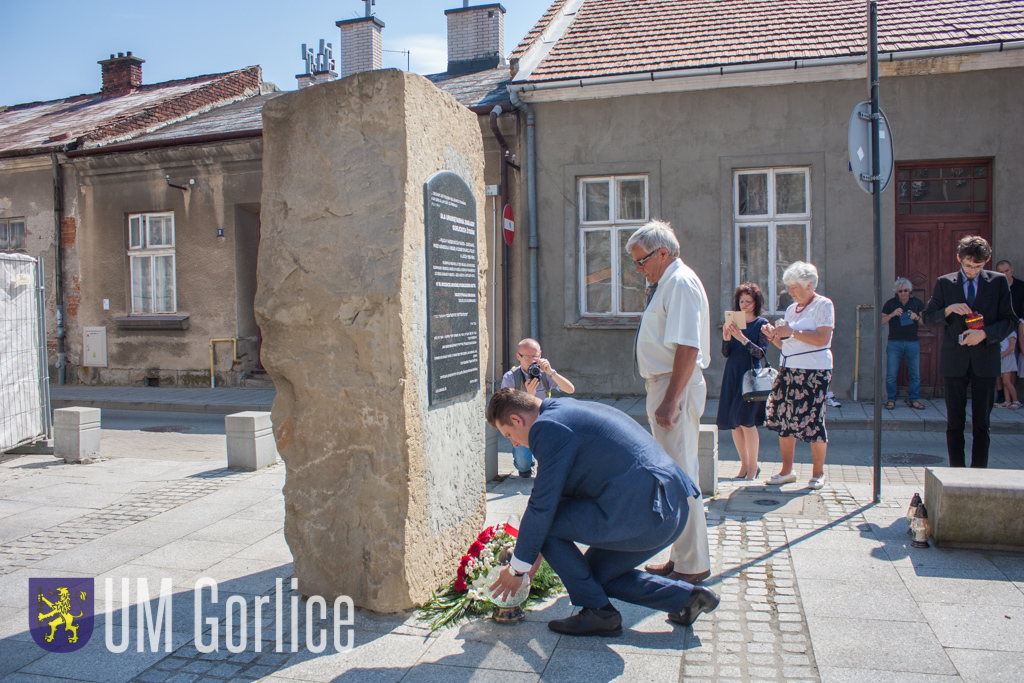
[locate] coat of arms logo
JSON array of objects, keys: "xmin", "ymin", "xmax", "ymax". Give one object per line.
[{"xmin": 29, "ymin": 578, "xmax": 94, "ymax": 652}]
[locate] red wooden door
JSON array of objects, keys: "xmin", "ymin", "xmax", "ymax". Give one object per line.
[{"xmin": 895, "ymin": 159, "xmax": 992, "ymax": 397}]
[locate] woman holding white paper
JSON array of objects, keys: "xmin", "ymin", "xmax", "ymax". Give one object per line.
[
  {"xmin": 762, "ymin": 262, "xmax": 834, "ymax": 490},
  {"xmin": 716, "ymin": 283, "xmax": 769, "ymax": 480}
]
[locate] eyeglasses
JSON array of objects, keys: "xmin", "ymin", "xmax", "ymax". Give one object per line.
[
  {"xmin": 897, "ymin": 289, "xmax": 911, "ymax": 293},
  {"xmin": 633, "ymin": 248, "xmax": 660, "ymax": 267}
]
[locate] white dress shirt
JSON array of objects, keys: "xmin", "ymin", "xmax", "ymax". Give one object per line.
[{"xmin": 637, "ymin": 258, "xmax": 710, "ymax": 378}]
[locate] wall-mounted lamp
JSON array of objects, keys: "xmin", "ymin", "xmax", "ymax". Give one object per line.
[{"xmin": 166, "ymin": 175, "xmax": 195, "ymax": 192}]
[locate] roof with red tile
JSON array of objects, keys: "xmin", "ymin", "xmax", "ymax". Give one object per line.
[
  {"xmin": 511, "ymin": 0, "xmax": 1024, "ymax": 83},
  {"xmin": 0, "ymin": 66, "xmax": 262, "ymax": 157}
]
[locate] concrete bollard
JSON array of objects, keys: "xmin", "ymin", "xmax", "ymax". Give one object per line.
[
  {"xmin": 225, "ymin": 411, "xmax": 279, "ymax": 471},
  {"xmin": 698, "ymin": 424, "xmax": 718, "ymax": 497},
  {"xmin": 54, "ymin": 407, "xmax": 101, "ymax": 464}
]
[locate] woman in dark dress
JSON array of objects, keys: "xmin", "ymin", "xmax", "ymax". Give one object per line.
[{"xmin": 716, "ymin": 283, "xmax": 769, "ymax": 480}]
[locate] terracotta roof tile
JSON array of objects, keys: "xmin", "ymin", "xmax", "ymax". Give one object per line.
[{"xmin": 514, "ymin": 0, "xmax": 1024, "ymax": 82}]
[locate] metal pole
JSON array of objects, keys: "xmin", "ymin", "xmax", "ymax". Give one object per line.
[{"xmin": 869, "ymin": 0, "xmax": 883, "ymax": 504}]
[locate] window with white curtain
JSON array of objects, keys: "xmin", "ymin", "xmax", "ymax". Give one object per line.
[
  {"xmin": 128, "ymin": 213, "xmax": 176, "ymax": 314},
  {"xmin": 0, "ymin": 218, "xmax": 26, "ymax": 252},
  {"xmin": 734, "ymin": 168, "xmax": 811, "ymax": 313},
  {"xmin": 578, "ymin": 175, "xmax": 649, "ymax": 317}
]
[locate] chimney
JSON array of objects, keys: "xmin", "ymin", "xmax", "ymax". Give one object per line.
[
  {"xmin": 297, "ymin": 40, "xmax": 338, "ymax": 89},
  {"xmin": 98, "ymin": 51, "xmax": 144, "ymax": 96},
  {"xmin": 444, "ymin": 3, "xmax": 506, "ymax": 74},
  {"xmin": 335, "ymin": 16, "xmax": 385, "ymax": 78}
]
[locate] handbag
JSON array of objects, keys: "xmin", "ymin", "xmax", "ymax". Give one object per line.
[{"xmin": 742, "ymin": 357, "xmax": 778, "ymax": 402}]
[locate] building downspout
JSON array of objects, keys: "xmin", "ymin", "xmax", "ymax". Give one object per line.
[
  {"xmin": 508, "ymin": 88, "xmax": 540, "ymax": 339},
  {"xmin": 488, "ymin": 105, "xmax": 511, "ymax": 374},
  {"xmin": 854, "ymin": 304, "xmax": 873, "ymax": 401},
  {"xmin": 50, "ymin": 153, "xmax": 66, "ymax": 385}
]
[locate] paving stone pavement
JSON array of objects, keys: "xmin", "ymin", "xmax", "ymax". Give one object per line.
[{"xmin": 1, "ymin": 423, "xmax": 1023, "ymax": 682}]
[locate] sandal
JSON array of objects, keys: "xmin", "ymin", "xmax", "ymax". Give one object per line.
[
  {"xmin": 884, "ymin": 400, "xmax": 895, "ymax": 410},
  {"xmin": 908, "ymin": 400, "xmax": 925, "ymax": 410},
  {"xmin": 1011, "ymin": 401, "xmax": 1022, "ymax": 410}
]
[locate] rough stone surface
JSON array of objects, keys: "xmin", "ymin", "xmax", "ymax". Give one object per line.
[
  {"xmin": 256, "ymin": 69, "xmax": 488, "ymax": 612},
  {"xmin": 925, "ymin": 467, "xmax": 1024, "ymax": 550}
]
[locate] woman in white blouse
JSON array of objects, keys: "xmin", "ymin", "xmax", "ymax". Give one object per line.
[{"xmin": 762, "ymin": 262, "xmax": 834, "ymax": 490}]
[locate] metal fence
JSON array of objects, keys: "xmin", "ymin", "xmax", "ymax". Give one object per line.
[{"xmin": 1, "ymin": 254, "xmax": 51, "ymax": 451}]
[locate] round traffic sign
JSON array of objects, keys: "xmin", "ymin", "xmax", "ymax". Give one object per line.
[{"xmin": 848, "ymin": 101, "xmax": 894, "ymax": 194}]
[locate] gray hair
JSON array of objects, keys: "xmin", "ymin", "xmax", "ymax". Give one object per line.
[
  {"xmin": 893, "ymin": 277, "xmax": 912, "ymax": 293},
  {"xmin": 624, "ymin": 220, "xmax": 680, "ymax": 259},
  {"xmin": 781, "ymin": 261, "xmax": 818, "ymax": 289}
]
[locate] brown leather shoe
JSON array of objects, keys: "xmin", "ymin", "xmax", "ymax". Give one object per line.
[
  {"xmin": 667, "ymin": 569, "xmax": 711, "ymax": 584},
  {"xmin": 644, "ymin": 560, "xmax": 674, "ymax": 576}
]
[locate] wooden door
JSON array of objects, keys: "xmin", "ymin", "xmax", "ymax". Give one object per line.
[{"xmin": 895, "ymin": 159, "xmax": 992, "ymax": 397}]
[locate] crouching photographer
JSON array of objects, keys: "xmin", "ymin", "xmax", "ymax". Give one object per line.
[{"xmin": 499, "ymin": 338, "xmax": 575, "ymax": 477}]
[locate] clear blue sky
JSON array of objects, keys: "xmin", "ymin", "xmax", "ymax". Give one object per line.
[{"xmin": 0, "ymin": 1, "xmax": 552, "ymax": 106}]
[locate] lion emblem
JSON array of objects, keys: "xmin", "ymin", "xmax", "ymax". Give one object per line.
[{"xmin": 37, "ymin": 586, "xmax": 87, "ymax": 644}]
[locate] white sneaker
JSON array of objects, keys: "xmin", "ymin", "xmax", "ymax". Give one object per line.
[
  {"xmin": 825, "ymin": 396, "xmax": 842, "ymax": 407},
  {"xmin": 765, "ymin": 472, "xmax": 797, "ymax": 485},
  {"xmin": 807, "ymin": 475, "xmax": 826, "ymax": 490}
]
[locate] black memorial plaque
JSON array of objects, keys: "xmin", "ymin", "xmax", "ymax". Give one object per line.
[{"xmin": 424, "ymin": 171, "xmax": 480, "ymax": 404}]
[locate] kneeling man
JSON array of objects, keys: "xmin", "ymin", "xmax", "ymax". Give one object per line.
[{"xmin": 487, "ymin": 388, "xmax": 719, "ymax": 636}]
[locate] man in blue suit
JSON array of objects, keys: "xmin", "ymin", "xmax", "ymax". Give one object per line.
[{"xmin": 487, "ymin": 388, "xmax": 720, "ymax": 636}]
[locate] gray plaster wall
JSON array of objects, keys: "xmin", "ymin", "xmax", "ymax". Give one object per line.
[
  {"xmin": 520, "ymin": 64, "xmax": 1024, "ymax": 399},
  {"xmin": 67, "ymin": 141, "xmax": 264, "ymax": 386}
]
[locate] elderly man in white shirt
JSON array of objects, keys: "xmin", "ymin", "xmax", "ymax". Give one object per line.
[{"xmin": 627, "ymin": 220, "xmax": 712, "ymax": 584}]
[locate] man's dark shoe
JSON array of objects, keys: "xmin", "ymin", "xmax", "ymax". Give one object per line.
[
  {"xmin": 667, "ymin": 569, "xmax": 711, "ymax": 584},
  {"xmin": 644, "ymin": 559, "xmax": 674, "ymax": 576},
  {"xmin": 669, "ymin": 587, "xmax": 720, "ymax": 627},
  {"xmin": 518, "ymin": 469, "xmax": 533, "ymax": 479},
  {"xmin": 548, "ymin": 607, "xmax": 623, "ymax": 637}
]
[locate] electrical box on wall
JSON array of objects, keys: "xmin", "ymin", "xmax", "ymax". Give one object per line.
[{"xmin": 83, "ymin": 327, "xmax": 107, "ymax": 367}]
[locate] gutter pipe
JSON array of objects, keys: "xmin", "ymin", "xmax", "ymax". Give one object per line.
[
  {"xmin": 508, "ymin": 40, "xmax": 1024, "ymax": 96},
  {"xmin": 488, "ymin": 105, "xmax": 512, "ymax": 375},
  {"xmin": 853, "ymin": 304, "xmax": 873, "ymax": 401},
  {"xmin": 50, "ymin": 153, "xmax": 65, "ymax": 385},
  {"xmin": 65, "ymin": 129, "xmax": 263, "ymax": 158},
  {"xmin": 508, "ymin": 87, "xmax": 540, "ymax": 339}
]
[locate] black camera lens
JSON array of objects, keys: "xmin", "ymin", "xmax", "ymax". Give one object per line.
[{"xmin": 526, "ymin": 364, "xmax": 543, "ymax": 379}]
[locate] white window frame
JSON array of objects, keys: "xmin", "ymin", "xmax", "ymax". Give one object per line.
[
  {"xmin": 578, "ymin": 175, "xmax": 649, "ymax": 317},
  {"xmin": 733, "ymin": 168, "xmax": 811, "ymax": 314},
  {"xmin": 0, "ymin": 217, "xmax": 26, "ymax": 252},
  {"xmin": 127, "ymin": 212, "xmax": 177, "ymax": 314}
]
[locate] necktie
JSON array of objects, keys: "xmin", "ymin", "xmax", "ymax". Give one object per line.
[
  {"xmin": 634, "ymin": 282, "xmax": 659, "ymax": 378},
  {"xmin": 967, "ymin": 278, "xmax": 976, "ymax": 308}
]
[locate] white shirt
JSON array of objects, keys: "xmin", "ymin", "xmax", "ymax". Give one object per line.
[
  {"xmin": 779, "ymin": 294, "xmax": 834, "ymax": 370},
  {"xmin": 637, "ymin": 258, "xmax": 710, "ymax": 378}
]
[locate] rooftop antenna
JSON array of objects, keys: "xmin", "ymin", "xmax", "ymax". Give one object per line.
[
  {"xmin": 364, "ymin": 0, "xmax": 375, "ymax": 17},
  {"xmin": 464, "ymin": 0, "xmax": 470, "ymax": 6}
]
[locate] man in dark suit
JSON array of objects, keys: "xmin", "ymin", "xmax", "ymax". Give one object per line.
[
  {"xmin": 923, "ymin": 236, "xmax": 1018, "ymax": 467},
  {"xmin": 486, "ymin": 388, "xmax": 719, "ymax": 636}
]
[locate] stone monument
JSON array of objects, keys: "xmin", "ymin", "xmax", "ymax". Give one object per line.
[{"xmin": 256, "ymin": 70, "xmax": 488, "ymax": 612}]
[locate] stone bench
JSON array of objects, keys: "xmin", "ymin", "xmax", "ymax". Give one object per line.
[
  {"xmin": 924, "ymin": 467, "xmax": 1024, "ymax": 551},
  {"xmin": 54, "ymin": 407, "xmax": 101, "ymax": 464},
  {"xmin": 225, "ymin": 411, "xmax": 279, "ymax": 471},
  {"xmin": 698, "ymin": 424, "xmax": 718, "ymax": 497}
]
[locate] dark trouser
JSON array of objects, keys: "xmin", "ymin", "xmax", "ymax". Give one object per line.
[
  {"xmin": 540, "ymin": 481, "xmax": 696, "ymax": 613},
  {"xmin": 944, "ymin": 364, "xmax": 996, "ymax": 468}
]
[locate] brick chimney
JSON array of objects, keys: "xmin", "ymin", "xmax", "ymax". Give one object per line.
[
  {"xmin": 336, "ymin": 16, "xmax": 384, "ymax": 78},
  {"xmin": 98, "ymin": 52, "xmax": 144, "ymax": 96},
  {"xmin": 444, "ymin": 3, "xmax": 506, "ymax": 74}
]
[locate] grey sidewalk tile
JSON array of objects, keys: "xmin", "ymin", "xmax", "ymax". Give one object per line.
[
  {"xmin": 818, "ymin": 667, "xmax": 961, "ymax": 682},
  {"xmin": 521, "ymin": 596, "xmax": 573, "ymax": 624},
  {"xmin": 5, "ymin": 483, "xmax": 128, "ymax": 511},
  {"xmin": 945, "ymin": 647, "xmax": 1024, "ymax": 683},
  {"xmin": 133, "ymin": 539, "xmax": 249, "ymax": 572},
  {"xmin": 918, "ymin": 603, "xmax": 1024, "ymax": 652},
  {"xmin": 805, "ymin": 615, "xmax": 956, "ymax": 675},
  {"xmin": 231, "ymin": 534, "xmax": 292, "ymax": 565},
  {"xmin": 0, "ymin": 609, "xmax": 35, "ymax": 642},
  {"xmin": 193, "ymin": 558, "xmax": 287, "ymax": 595},
  {"xmin": 887, "ymin": 550, "xmax": 1006, "ymax": 580},
  {"xmin": 798, "ymin": 577, "xmax": 925, "ymax": 622},
  {"xmin": 553, "ymin": 602, "xmax": 683, "ymax": 656},
  {"xmin": 271, "ymin": 632, "xmax": 432, "ymax": 682},
  {"xmin": 403, "ymin": 662, "xmax": 540, "ymax": 682},
  {"xmin": 226, "ymin": 499, "xmax": 285, "ymax": 523},
  {"xmin": 29, "ymin": 540, "xmax": 157, "ymax": 575},
  {"xmin": 0, "ymin": 640, "xmax": 47, "ymax": 678},
  {"xmin": 899, "ymin": 574, "xmax": 1024, "ymax": 607},
  {"xmin": 1, "ymin": 673, "xmax": 83, "ymax": 683},
  {"xmin": 987, "ymin": 553, "xmax": 1024, "ymax": 582},
  {"xmin": 788, "ymin": 545, "xmax": 904, "ymax": 582},
  {"xmin": 19, "ymin": 636, "xmax": 168, "ymax": 683},
  {"xmin": 96, "ymin": 522, "xmax": 195, "ymax": 549},
  {"xmin": 419, "ymin": 622, "xmax": 556, "ymax": 673},
  {"xmin": 183, "ymin": 517, "xmax": 279, "ymax": 545},
  {"xmin": 195, "ymin": 487, "xmax": 279, "ymax": 508},
  {"xmin": 539, "ymin": 647, "xmax": 681, "ymax": 682},
  {"xmin": 145, "ymin": 503, "xmax": 240, "ymax": 529}
]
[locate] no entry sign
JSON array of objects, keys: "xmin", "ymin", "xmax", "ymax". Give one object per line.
[{"xmin": 502, "ymin": 204, "xmax": 515, "ymax": 246}]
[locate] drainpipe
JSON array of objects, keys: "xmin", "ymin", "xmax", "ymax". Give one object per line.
[
  {"xmin": 508, "ymin": 87, "xmax": 540, "ymax": 339},
  {"xmin": 488, "ymin": 105, "xmax": 511, "ymax": 374},
  {"xmin": 51, "ymin": 153, "xmax": 66, "ymax": 385},
  {"xmin": 854, "ymin": 304, "xmax": 873, "ymax": 401}
]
